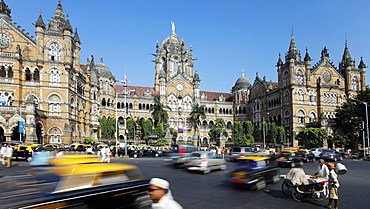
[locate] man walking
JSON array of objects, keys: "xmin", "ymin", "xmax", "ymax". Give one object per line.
[
  {"xmin": 3, "ymin": 145, "xmax": 13, "ymax": 168},
  {"xmin": 147, "ymin": 178, "xmax": 182, "ymax": 209},
  {"xmin": 324, "ymin": 163, "xmax": 339, "ymax": 209}
]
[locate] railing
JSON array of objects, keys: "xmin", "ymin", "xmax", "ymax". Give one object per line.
[{"xmin": 0, "ymin": 106, "xmax": 17, "ymax": 113}]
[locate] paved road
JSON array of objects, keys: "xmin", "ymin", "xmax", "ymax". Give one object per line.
[{"xmin": 1, "ymin": 156, "xmax": 369, "ymax": 209}]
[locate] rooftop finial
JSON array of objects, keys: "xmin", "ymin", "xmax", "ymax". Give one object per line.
[
  {"xmin": 100, "ymin": 55, "xmax": 103, "ymax": 63},
  {"xmin": 171, "ymin": 21, "xmax": 176, "ymax": 34},
  {"xmin": 241, "ymin": 69, "xmax": 244, "ymax": 77},
  {"xmin": 39, "ymin": 9, "xmax": 42, "ymax": 15}
]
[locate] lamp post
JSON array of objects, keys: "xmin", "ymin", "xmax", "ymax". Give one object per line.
[
  {"xmin": 122, "ymin": 74, "xmax": 130, "ymax": 158},
  {"xmin": 351, "ymin": 98, "xmax": 369, "ymax": 159},
  {"xmin": 115, "ymin": 92, "xmax": 118, "ymax": 157}
]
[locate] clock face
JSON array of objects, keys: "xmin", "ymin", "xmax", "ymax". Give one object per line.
[
  {"xmin": 322, "ymin": 70, "xmax": 332, "ymax": 82},
  {"xmin": 176, "ymin": 83, "xmax": 184, "ymax": 91},
  {"xmin": 0, "ymin": 32, "xmax": 11, "ymax": 49}
]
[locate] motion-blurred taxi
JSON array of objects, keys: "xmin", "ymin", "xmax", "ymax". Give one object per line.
[
  {"xmin": 276, "ymin": 151, "xmax": 304, "ymax": 167},
  {"xmin": 1, "ymin": 163, "xmax": 152, "ymax": 209},
  {"xmin": 227, "ymin": 156, "xmax": 280, "ymax": 190},
  {"xmin": 12, "ymin": 144, "xmax": 42, "ymax": 161}
]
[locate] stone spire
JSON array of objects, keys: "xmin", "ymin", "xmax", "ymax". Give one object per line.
[
  {"xmin": 47, "ymin": 0, "xmax": 72, "ymax": 32},
  {"xmin": 358, "ymin": 56, "xmax": 366, "ymax": 69},
  {"xmin": 276, "ymin": 53, "xmax": 283, "ymax": 67},
  {"xmin": 73, "ymin": 28, "xmax": 81, "ymax": 43},
  {"xmin": 0, "ymin": 0, "xmax": 11, "ymax": 20},
  {"xmin": 34, "ymin": 10, "xmax": 45, "ymax": 29},
  {"xmin": 339, "ymin": 42, "xmax": 354, "ymax": 68},
  {"xmin": 285, "ymin": 33, "xmax": 301, "ymax": 61},
  {"xmin": 304, "ymin": 47, "xmax": 312, "ymax": 62}
]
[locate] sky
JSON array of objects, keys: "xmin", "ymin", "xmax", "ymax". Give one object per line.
[{"xmin": 7, "ymin": 0, "xmax": 370, "ymax": 92}]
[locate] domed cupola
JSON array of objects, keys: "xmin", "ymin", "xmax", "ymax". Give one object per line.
[
  {"xmin": 232, "ymin": 69, "xmax": 251, "ymax": 91},
  {"xmin": 94, "ymin": 56, "xmax": 113, "ymax": 78}
]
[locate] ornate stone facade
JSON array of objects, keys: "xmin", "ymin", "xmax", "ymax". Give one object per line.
[{"xmin": 0, "ymin": 1, "xmax": 366, "ymax": 147}]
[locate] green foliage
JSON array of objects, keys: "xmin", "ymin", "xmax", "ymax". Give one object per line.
[
  {"xmin": 332, "ymin": 135, "xmax": 350, "ymax": 147},
  {"xmin": 169, "ymin": 128, "xmax": 178, "ymax": 142},
  {"xmin": 190, "ymin": 103, "xmax": 206, "ymax": 145},
  {"xmin": 208, "ymin": 118, "xmax": 228, "ymax": 141},
  {"xmin": 253, "ymin": 126, "xmax": 262, "ymax": 143},
  {"xmin": 98, "ymin": 117, "xmax": 116, "ymax": 140},
  {"xmin": 266, "ymin": 122, "xmax": 278, "ymax": 145},
  {"xmin": 82, "ymin": 138, "xmax": 97, "ymax": 145},
  {"xmin": 234, "ymin": 134, "xmax": 254, "ymax": 147},
  {"xmin": 276, "ymin": 126, "xmax": 286, "ymax": 144},
  {"xmin": 153, "ymin": 122, "xmax": 165, "ymax": 138},
  {"xmin": 141, "ymin": 119, "xmax": 153, "ymax": 140},
  {"xmin": 233, "ymin": 122, "xmax": 244, "ymax": 139},
  {"xmin": 156, "ymin": 138, "xmax": 170, "ymax": 146},
  {"xmin": 295, "ymin": 128, "xmax": 329, "ymax": 148},
  {"xmin": 127, "ymin": 118, "xmax": 135, "ymax": 140},
  {"xmin": 336, "ymin": 87, "xmax": 370, "ymax": 137},
  {"xmin": 243, "ymin": 121, "xmax": 254, "ymax": 135},
  {"xmin": 149, "ymin": 98, "xmax": 171, "ymax": 127}
]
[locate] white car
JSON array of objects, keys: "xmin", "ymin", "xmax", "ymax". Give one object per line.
[
  {"xmin": 185, "ymin": 151, "xmax": 227, "ymax": 174},
  {"xmin": 310, "ymin": 148, "xmax": 323, "ymax": 157}
]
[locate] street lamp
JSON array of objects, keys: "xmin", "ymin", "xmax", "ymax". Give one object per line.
[
  {"xmin": 122, "ymin": 74, "xmax": 130, "ymax": 158},
  {"xmin": 351, "ymin": 98, "xmax": 369, "ymax": 159}
]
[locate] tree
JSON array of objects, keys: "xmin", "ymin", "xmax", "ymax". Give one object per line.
[
  {"xmin": 169, "ymin": 128, "xmax": 178, "ymax": 144},
  {"xmin": 190, "ymin": 102, "xmax": 206, "ymax": 146},
  {"xmin": 266, "ymin": 122, "xmax": 278, "ymax": 145},
  {"xmin": 233, "ymin": 122, "xmax": 244, "ymax": 139},
  {"xmin": 141, "ymin": 119, "xmax": 153, "ymax": 142},
  {"xmin": 126, "ymin": 118, "xmax": 136, "ymax": 140},
  {"xmin": 234, "ymin": 134, "xmax": 254, "ymax": 147},
  {"xmin": 243, "ymin": 121, "xmax": 254, "ymax": 135},
  {"xmin": 153, "ymin": 122, "xmax": 165, "ymax": 138},
  {"xmin": 276, "ymin": 126, "xmax": 286, "ymax": 145},
  {"xmin": 149, "ymin": 98, "xmax": 171, "ymax": 127},
  {"xmin": 253, "ymin": 126, "xmax": 262, "ymax": 143},
  {"xmin": 208, "ymin": 118, "xmax": 228, "ymax": 145},
  {"xmin": 82, "ymin": 138, "xmax": 97, "ymax": 145},
  {"xmin": 156, "ymin": 138, "xmax": 170, "ymax": 146},
  {"xmin": 295, "ymin": 128, "xmax": 329, "ymax": 148},
  {"xmin": 98, "ymin": 117, "xmax": 116, "ymax": 140}
]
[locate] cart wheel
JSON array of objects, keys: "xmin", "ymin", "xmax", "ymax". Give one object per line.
[
  {"xmin": 312, "ymin": 191, "xmax": 326, "ymax": 202},
  {"xmin": 282, "ymin": 181, "xmax": 293, "ymax": 197},
  {"xmin": 292, "ymin": 187, "xmax": 306, "ymax": 202}
]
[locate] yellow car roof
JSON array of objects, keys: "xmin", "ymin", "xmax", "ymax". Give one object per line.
[
  {"xmin": 49, "ymin": 163, "xmax": 138, "ymax": 175},
  {"xmin": 48, "ymin": 158, "xmax": 101, "ymax": 165},
  {"xmin": 57, "ymin": 154, "xmax": 100, "ymax": 159},
  {"xmin": 237, "ymin": 156, "xmax": 270, "ymax": 161}
]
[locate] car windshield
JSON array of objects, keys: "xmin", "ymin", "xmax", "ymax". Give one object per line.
[
  {"xmin": 322, "ymin": 150, "xmax": 334, "ymax": 153},
  {"xmin": 280, "ymin": 152, "xmax": 293, "ymax": 156},
  {"xmin": 191, "ymin": 153, "xmax": 202, "ymax": 158},
  {"xmin": 298, "ymin": 151, "xmax": 308, "ymax": 154}
]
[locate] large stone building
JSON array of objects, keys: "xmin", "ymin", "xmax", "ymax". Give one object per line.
[{"xmin": 0, "ymin": 1, "xmax": 366, "ymax": 147}]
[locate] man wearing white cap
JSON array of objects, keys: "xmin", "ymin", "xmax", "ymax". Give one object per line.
[{"xmin": 147, "ymin": 178, "xmax": 182, "ymax": 209}]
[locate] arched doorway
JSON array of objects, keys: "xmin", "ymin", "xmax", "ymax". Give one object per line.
[
  {"xmin": 0, "ymin": 126, "xmax": 4, "ymax": 143},
  {"xmin": 36, "ymin": 123, "xmax": 43, "ymax": 144},
  {"xmin": 11, "ymin": 125, "xmax": 21, "ymax": 141}
]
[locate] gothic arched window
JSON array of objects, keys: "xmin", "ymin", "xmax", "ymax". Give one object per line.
[
  {"xmin": 49, "ymin": 68, "xmax": 60, "ymax": 83},
  {"xmin": 352, "ymin": 76, "xmax": 359, "ymax": 91},
  {"xmin": 296, "ymin": 69, "xmax": 304, "ymax": 85},
  {"xmin": 283, "ymin": 71, "xmax": 289, "ymax": 86},
  {"xmin": 48, "ymin": 42, "xmax": 62, "ymax": 62}
]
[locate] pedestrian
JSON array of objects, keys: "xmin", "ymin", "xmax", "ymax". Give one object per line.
[
  {"xmin": 3, "ymin": 145, "xmax": 13, "ymax": 168},
  {"xmin": 100, "ymin": 145, "xmax": 111, "ymax": 163},
  {"xmin": 147, "ymin": 178, "xmax": 182, "ymax": 209},
  {"xmin": 324, "ymin": 163, "xmax": 339, "ymax": 209},
  {"xmin": 86, "ymin": 146, "xmax": 93, "ymax": 154},
  {"xmin": 221, "ymin": 147, "xmax": 225, "ymax": 159},
  {"xmin": 315, "ymin": 159, "xmax": 329, "ymax": 179},
  {"xmin": 0, "ymin": 144, "xmax": 6, "ymax": 165}
]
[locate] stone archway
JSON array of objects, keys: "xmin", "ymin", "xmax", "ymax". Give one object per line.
[
  {"xmin": 36, "ymin": 123, "xmax": 43, "ymax": 144},
  {"xmin": 11, "ymin": 125, "xmax": 21, "ymax": 141},
  {"xmin": 0, "ymin": 126, "xmax": 4, "ymax": 143}
]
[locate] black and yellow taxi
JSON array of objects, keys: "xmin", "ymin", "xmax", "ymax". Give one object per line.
[
  {"xmin": 276, "ymin": 150, "xmax": 305, "ymax": 167},
  {"xmin": 227, "ymin": 156, "xmax": 280, "ymax": 190},
  {"xmin": 1, "ymin": 163, "xmax": 151, "ymax": 209},
  {"xmin": 12, "ymin": 144, "xmax": 42, "ymax": 161}
]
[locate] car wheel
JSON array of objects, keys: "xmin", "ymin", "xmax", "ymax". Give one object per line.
[
  {"xmin": 299, "ymin": 161, "xmax": 304, "ymax": 166},
  {"xmin": 252, "ymin": 180, "xmax": 266, "ymax": 190},
  {"xmin": 203, "ymin": 167, "xmax": 211, "ymax": 174},
  {"xmin": 119, "ymin": 154, "xmax": 123, "ymax": 158},
  {"xmin": 133, "ymin": 153, "xmax": 138, "ymax": 158},
  {"xmin": 220, "ymin": 164, "xmax": 227, "ymax": 171},
  {"xmin": 155, "ymin": 153, "xmax": 159, "ymax": 157},
  {"xmin": 291, "ymin": 162, "xmax": 296, "ymax": 168},
  {"xmin": 27, "ymin": 157, "xmax": 32, "ymax": 162},
  {"xmin": 333, "ymin": 157, "xmax": 337, "ymax": 162},
  {"xmin": 339, "ymin": 156, "xmax": 343, "ymax": 161},
  {"xmin": 312, "ymin": 157, "xmax": 316, "ymax": 162}
]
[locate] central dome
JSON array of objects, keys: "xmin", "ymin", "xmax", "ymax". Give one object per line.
[
  {"xmin": 95, "ymin": 62, "xmax": 112, "ymax": 78},
  {"xmin": 233, "ymin": 70, "xmax": 251, "ymax": 90}
]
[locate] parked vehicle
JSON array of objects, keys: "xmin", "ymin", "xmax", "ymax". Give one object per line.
[
  {"xmin": 0, "ymin": 163, "xmax": 151, "ymax": 209},
  {"xmin": 276, "ymin": 151, "xmax": 304, "ymax": 167},
  {"xmin": 229, "ymin": 147, "xmax": 256, "ymax": 162},
  {"xmin": 185, "ymin": 151, "xmax": 227, "ymax": 174},
  {"xmin": 12, "ymin": 144, "xmax": 42, "ymax": 161},
  {"xmin": 296, "ymin": 149, "xmax": 316, "ymax": 162},
  {"xmin": 1, "ymin": 141, "xmax": 23, "ymax": 147},
  {"xmin": 142, "ymin": 147, "xmax": 163, "ymax": 157},
  {"xmin": 164, "ymin": 144, "xmax": 199, "ymax": 165},
  {"xmin": 117, "ymin": 147, "xmax": 143, "ymax": 158},
  {"xmin": 227, "ymin": 156, "xmax": 280, "ymax": 190},
  {"xmin": 319, "ymin": 149, "xmax": 343, "ymax": 161},
  {"xmin": 310, "ymin": 148, "xmax": 323, "ymax": 157}
]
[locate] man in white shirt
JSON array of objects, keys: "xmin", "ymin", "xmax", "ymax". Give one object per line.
[
  {"xmin": 315, "ymin": 159, "xmax": 329, "ymax": 179},
  {"xmin": 147, "ymin": 178, "xmax": 182, "ymax": 209}
]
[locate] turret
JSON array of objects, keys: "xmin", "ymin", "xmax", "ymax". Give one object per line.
[{"xmin": 0, "ymin": 0, "xmax": 11, "ymax": 20}]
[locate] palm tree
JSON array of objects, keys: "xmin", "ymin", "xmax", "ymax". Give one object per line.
[
  {"xmin": 190, "ymin": 102, "xmax": 206, "ymax": 146},
  {"xmin": 149, "ymin": 98, "xmax": 171, "ymax": 128}
]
